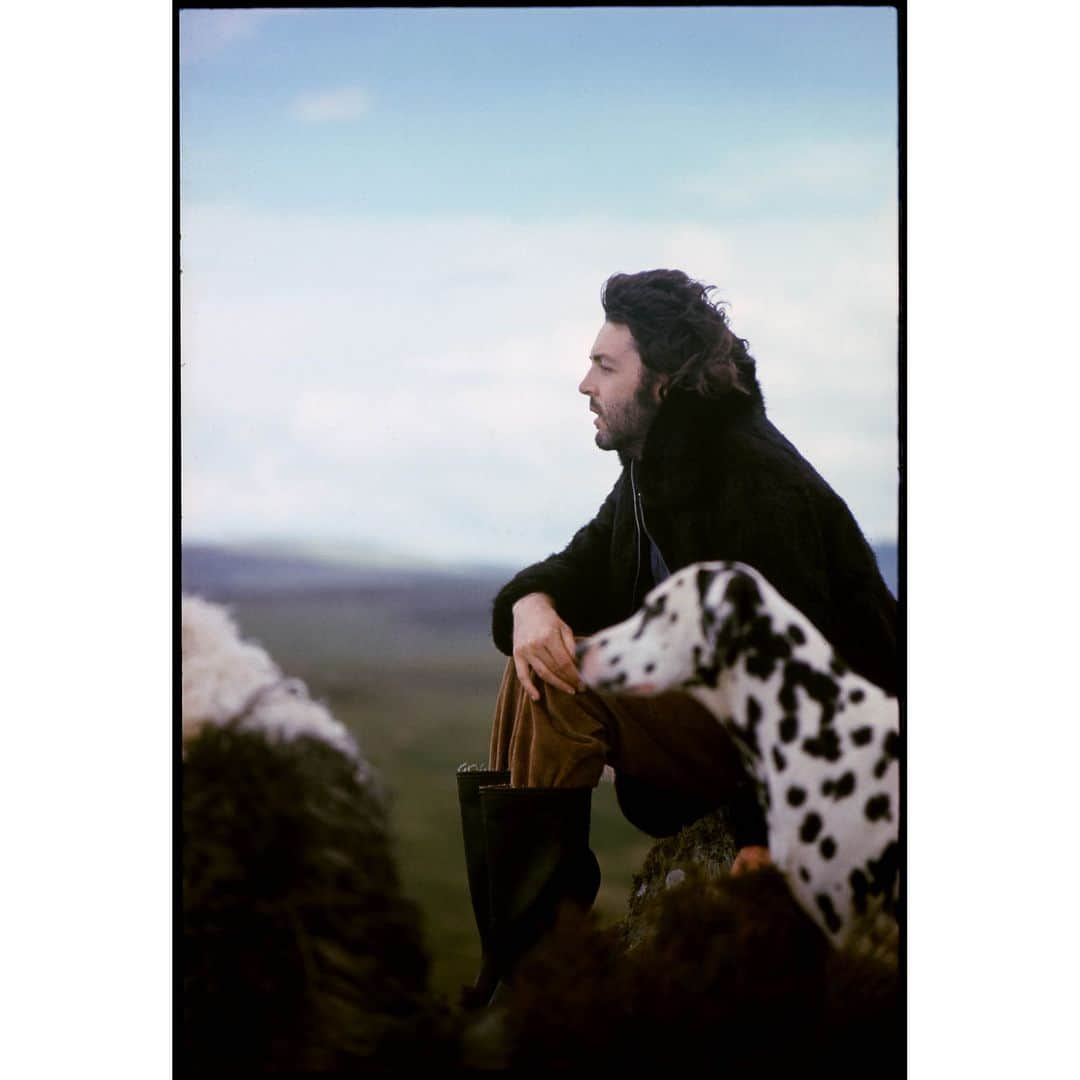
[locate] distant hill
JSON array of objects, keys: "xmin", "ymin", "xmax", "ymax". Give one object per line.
[
  {"xmin": 182, "ymin": 544, "xmax": 505, "ymax": 596},
  {"xmin": 182, "ymin": 539, "xmax": 898, "ymax": 600},
  {"xmin": 181, "ymin": 543, "xmax": 512, "ymax": 642},
  {"xmin": 873, "ymin": 541, "xmax": 897, "ymax": 598}
]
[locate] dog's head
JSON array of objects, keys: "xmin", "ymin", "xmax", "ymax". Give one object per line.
[{"xmin": 577, "ymin": 561, "xmax": 766, "ymax": 696}]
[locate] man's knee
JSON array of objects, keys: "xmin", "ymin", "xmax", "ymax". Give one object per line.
[
  {"xmin": 613, "ymin": 771, "xmax": 721, "ymax": 839},
  {"xmin": 491, "ymin": 661, "xmax": 616, "ymax": 787}
]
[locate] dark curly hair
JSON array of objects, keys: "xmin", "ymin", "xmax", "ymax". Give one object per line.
[{"xmin": 601, "ymin": 269, "xmax": 755, "ymax": 398}]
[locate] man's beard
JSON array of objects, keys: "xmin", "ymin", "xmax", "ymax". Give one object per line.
[{"xmin": 593, "ymin": 370, "xmax": 663, "ymax": 457}]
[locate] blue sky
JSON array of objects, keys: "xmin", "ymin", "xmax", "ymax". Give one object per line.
[
  {"xmin": 180, "ymin": 6, "xmax": 899, "ymax": 565},
  {"xmin": 181, "ymin": 8, "xmax": 896, "ymax": 220}
]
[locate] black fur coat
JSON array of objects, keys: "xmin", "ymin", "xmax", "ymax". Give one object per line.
[{"xmin": 491, "ymin": 379, "xmax": 897, "ymax": 697}]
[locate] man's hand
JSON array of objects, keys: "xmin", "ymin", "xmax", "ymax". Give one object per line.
[
  {"xmin": 731, "ymin": 845, "xmax": 772, "ymax": 876},
  {"xmin": 511, "ymin": 593, "xmax": 586, "ymax": 702}
]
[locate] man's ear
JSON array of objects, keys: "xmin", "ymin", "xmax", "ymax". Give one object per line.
[{"xmin": 656, "ymin": 375, "xmax": 671, "ymax": 403}]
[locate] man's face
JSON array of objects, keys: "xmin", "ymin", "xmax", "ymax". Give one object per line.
[{"xmin": 578, "ymin": 321, "xmax": 664, "ymax": 458}]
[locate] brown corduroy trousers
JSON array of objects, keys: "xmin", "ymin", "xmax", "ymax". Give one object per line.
[{"xmin": 488, "ymin": 657, "xmax": 748, "ymax": 809}]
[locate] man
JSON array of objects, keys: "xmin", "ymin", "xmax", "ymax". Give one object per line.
[{"xmin": 457, "ymin": 269, "xmax": 898, "ymax": 1008}]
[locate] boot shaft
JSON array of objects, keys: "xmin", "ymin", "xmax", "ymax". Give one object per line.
[
  {"xmin": 479, "ymin": 784, "xmax": 600, "ymax": 975},
  {"xmin": 457, "ymin": 766, "xmax": 509, "ymax": 936}
]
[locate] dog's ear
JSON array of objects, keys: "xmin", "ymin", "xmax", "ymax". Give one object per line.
[
  {"xmin": 695, "ymin": 566, "xmax": 721, "ymax": 606},
  {"xmin": 701, "ymin": 567, "xmax": 765, "ymax": 661},
  {"xmin": 696, "ymin": 567, "xmax": 721, "ymax": 639},
  {"xmin": 698, "ymin": 564, "xmax": 764, "ymax": 643},
  {"xmin": 721, "ymin": 570, "xmax": 764, "ymax": 629}
]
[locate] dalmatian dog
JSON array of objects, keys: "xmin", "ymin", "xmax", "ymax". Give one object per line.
[{"xmin": 576, "ymin": 561, "xmax": 899, "ymax": 945}]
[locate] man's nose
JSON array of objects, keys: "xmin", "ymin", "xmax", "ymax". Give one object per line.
[{"xmin": 578, "ymin": 369, "xmax": 594, "ymax": 396}]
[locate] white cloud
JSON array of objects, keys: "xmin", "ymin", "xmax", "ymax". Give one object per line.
[
  {"xmin": 180, "ymin": 202, "xmax": 899, "ymax": 561},
  {"xmin": 290, "ymin": 87, "xmax": 370, "ymax": 123}
]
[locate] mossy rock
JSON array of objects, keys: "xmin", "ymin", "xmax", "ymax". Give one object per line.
[{"xmin": 613, "ymin": 807, "xmax": 739, "ymax": 952}]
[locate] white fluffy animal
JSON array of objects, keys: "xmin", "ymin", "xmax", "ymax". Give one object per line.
[
  {"xmin": 576, "ymin": 561, "xmax": 899, "ymax": 945},
  {"xmin": 181, "ymin": 593, "xmax": 364, "ymax": 770}
]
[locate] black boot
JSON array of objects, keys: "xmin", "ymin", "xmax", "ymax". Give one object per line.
[
  {"xmin": 479, "ymin": 784, "xmax": 601, "ymax": 1005},
  {"xmin": 456, "ymin": 765, "xmax": 510, "ymax": 1009}
]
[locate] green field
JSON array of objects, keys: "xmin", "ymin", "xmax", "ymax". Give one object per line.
[{"xmin": 212, "ymin": 587, "xmax": 655, "ymax": 1003}]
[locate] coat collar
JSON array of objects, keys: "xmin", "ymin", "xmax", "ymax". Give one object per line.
[{"xmin": 620, "ymin": 361, "xmax": 767, "ymax": 503}]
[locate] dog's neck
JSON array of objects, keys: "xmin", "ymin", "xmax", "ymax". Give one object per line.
[{"xmin": 689, "ymin": 665, "xmax": 775, "ymax": 776}]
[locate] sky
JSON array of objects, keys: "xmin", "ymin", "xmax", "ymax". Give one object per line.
[{"xmin": 180, "ymin": 6, "xmax": 899, "ymax": 567}]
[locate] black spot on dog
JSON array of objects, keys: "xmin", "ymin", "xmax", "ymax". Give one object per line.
[
  {"xmin": 849, "ymin": 687, "xmax": 865, "ymax": 704},
  {"xmin": 778, "ymin": 660, "xmax": 841, "ymax": 730},
  {"xmin": 668, "ymin": 612, "xmax": 678, "ymax": 623},
  {"xmin": 832, "ymin": 771, "xmax": 856, "ymax": 800},
  {"xmin": 744, "ymin": 622, "xmax": 790, "ymax": 678},
  {"xmin": 598, "ymin": 638, "xmax": 609, "ymax": 647},
  {"xmin": 830, "ymin": 656, "xmax": 848, "ymax": 677},
  {"xmin": 801, "ymin": 729, "xmax": 842, "ymax": 762},
  {"xmin": 851, "ymin": 844, "xmax": 900, "ymax": 916},
  {"xmin": 819, "ymin": 836, "xmax": 837, "ymax": 860},
  {"xmin": 815, "ymin": 893, "xmax": 842, "ymax": 934},
  {"xmin": 787, "ymin": 623, "xmax": 806, "ymax": 645},
  {"xmin": 787, "ymin": 786, "xmax": 806, "ymax": 807},
  {"xmin": 779, "ymin": 715, "xmax": 798, "ymax": 743},
  {"xmin": 866, "ymin": 842, "xmax": 899, "ymax": 904},
  {"xmin": 821, "ymin": 779, "xmax": 834, "ymax": 796},
  {"xmin": 741, "ymin": 695, "xmax": 762, "ymax": 756},
  {"xmin": 689, "ymin": 645, "xmax": 721, "ymax": 689},
  {"xmin": 695, "ymin": 566, "xmax": 720, "ymax": 601},
  {"xmin": 734, "ymin": 573, "xmax": 768, "ymax": 621},
  {"xmin": 772, "ymin": 746, "xmax": 786, "ymax": 772},
  {"xmin": 631, "ymin": 593, "xmax": 668, "ymax": 641},
  {"xmin": 644, "ymin": 662, "xmax": 655, "ymax": 674},
  {"xmin": 850, "ymin": 868, "xmax": 870, "ymax": 914},
  {"xmin": 851, "ymin": 726, "xmax": 873, "ymax": 746},
  {"xmin": 712, "ymin": 573, "xmax": 793, "ymax": 681},
  {"xmin": 799, "ymin": 812, "xmax": 822, "ymax": 843},
  {"xmin": 865, "ymin": 794, "xmax": 891, "ymax": 822},
  {"xmin": 873, "ymin": 757, "xmax": 890, "ymax": 779},
  {"xmin": 883, "ymin": 730, "xmax": 899, "ymax": 758},
  {"xmin": 799, "ymin": 867, "xmax": 810, "ymax": 883},
  {"xmin": 607, "ymin": 655, "xmax": 621, "ymax": 667}
]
